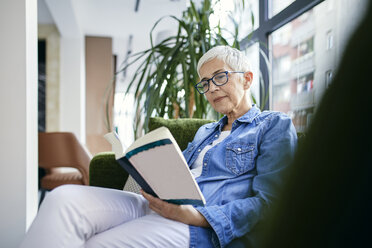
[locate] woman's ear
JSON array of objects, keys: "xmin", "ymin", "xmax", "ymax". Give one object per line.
[{"xmin": 243, "ymin": 71, "xmax": 253, "ymax": 90}]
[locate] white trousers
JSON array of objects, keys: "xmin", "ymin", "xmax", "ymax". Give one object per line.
[{"xmin": 20, "ymin": 185, "xmax": 190, "ymax": 248}]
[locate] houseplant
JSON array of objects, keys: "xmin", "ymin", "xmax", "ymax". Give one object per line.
[{"xmin": 112, "ymin": 0, "xmax": 259, "ymax": 136}]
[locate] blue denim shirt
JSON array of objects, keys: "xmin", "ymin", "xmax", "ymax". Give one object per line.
[{"xmin": 182, "ymin": 105, "xmax": 297, "ymax": 248}]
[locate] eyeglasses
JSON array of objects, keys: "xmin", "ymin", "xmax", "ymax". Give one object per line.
[{"xmin": 194, "ymin": 71, "xmax": 244, "ymax": 94}]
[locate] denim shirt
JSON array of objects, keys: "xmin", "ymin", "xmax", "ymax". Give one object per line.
[{"xmin": 182, "ymin": 105, "xmax": 297, "ymax": 248}]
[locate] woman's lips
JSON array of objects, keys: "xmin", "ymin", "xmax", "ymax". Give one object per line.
[{"xmin": 213, "ymin": 96, "xmax": 226, "ymax": 103}]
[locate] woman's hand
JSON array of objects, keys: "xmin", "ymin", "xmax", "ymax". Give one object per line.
[{"xmin": 141, "ymin": 190, "xmax": 210, "ymax": 228}]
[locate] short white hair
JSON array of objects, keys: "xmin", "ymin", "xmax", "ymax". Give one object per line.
[{"xmin": 197, "ymin": 45, "xmax": 251, "ymax": 78}]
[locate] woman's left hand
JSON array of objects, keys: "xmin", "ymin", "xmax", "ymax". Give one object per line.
[{"xmin": 141, "ymin": 190, "xmax": 210, "ymax": 227}]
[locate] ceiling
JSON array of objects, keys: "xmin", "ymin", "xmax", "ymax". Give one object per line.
[{"xmin": 38, "ymin": 0, "xmax": 187, "ymax": 54}]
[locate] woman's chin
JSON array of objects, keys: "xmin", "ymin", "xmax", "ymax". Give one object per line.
[{"xmin": 213, "ymin": 106, "xmax": 230, "ymax": 115}]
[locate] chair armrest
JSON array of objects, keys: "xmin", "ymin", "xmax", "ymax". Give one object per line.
[{"xmin": 89, "ymin": 152, "xmax": 129, "ymax": 190}]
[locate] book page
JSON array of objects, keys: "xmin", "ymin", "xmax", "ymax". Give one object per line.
[
  {"xmin": 104, "ymin": 132, "xmax": 124, "ymax": 159},
  {"xmin": 128, "ymin": 143, "xmax": 205, "ymax": 202}
]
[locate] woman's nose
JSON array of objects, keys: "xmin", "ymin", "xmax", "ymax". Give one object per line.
[{"xmin": 209, "ymin": 81, "xmax": 219, "ymax": 92}]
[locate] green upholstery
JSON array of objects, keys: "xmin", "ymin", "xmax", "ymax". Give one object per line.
[
  {"xmin": 89, "ymin": 117, "xmax": 215, "ymax": 189},
  {"xmin": 148, "ymin": 117, "xmax": 215, "ymax": 150},
  {"xmin": 89, "ymin": 152, "xmax": 129, "ymax": 189}
]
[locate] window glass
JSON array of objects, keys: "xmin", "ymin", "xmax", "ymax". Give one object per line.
[
  {"xmin": 269, "ymin": 0, "xmax": 369, "ymax": 132},
  {"xmin": 113, "ymin": 92, "xmax": 135, "ymax": 148},
  {"xmin": 269, "ymin": 2, "xmax": 321, "ymax": 132},
  {"xmin": 269, "ymin": 0, "xmax": 295, "ymax": 18},
  {"xmin": 210, "ymin": 0, "xmax": 259, "ymax": 41},
  {"xmin": 244, "ymin": 43, "xmax": 261, "ymax": 108}
]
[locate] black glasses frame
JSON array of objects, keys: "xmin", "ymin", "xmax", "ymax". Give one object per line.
[{"xmin": 194, "ymin": 71, "xmax": 244, "ymax": 94}]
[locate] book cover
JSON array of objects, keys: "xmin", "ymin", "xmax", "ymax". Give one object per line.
[{"xmin": 104, "ymin": 127, "xmax": 206, "ymax": 206}]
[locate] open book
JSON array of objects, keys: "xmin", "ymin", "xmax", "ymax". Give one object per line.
[{"xmin": 104, "ymin": 127, "xmax": 206, "ymax": 206}]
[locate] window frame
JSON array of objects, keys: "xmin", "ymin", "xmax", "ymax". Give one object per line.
[{"xmin": 240, "ymin": 0, "xmax": 325, "ymax": 110}]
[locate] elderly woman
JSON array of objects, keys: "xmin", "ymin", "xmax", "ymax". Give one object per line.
[{"xmin": 21, "ymin": 46, "xmax": 297, "ymax": 248}]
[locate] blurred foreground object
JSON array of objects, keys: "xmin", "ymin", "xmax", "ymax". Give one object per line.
[{"xmin": 259, "ymin": 2, "xmax": 372, "ymax": 248}]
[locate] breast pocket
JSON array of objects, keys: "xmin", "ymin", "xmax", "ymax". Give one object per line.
[{"xmin": 226, "ymin": 142, "xmax": 255, "ymax": 175}]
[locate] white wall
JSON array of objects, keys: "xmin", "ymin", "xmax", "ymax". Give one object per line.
[
  {"xmin": 45, "ymin": 0, "xmax": 86, "ymax": 142},
  {"xmin": 59, "ymin": 37, "xmax": 86, "ymax": 142},
  {"xmin": 0, "ymin": 0, "xmax": 38, "ymax": 247}
]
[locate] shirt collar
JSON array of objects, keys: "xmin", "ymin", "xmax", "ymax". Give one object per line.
[
  {"xmin": 236, "ymin": 104, "xmax": 261, "ymax": 123},
  {"xmin": 215, "ymin": 104, "xmax": 261, "ymax": 130}
]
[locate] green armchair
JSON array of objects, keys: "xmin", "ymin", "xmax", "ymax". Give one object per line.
[
  {"xmin": 88, "ymin": 116, "xmax": 303, "ymax": 247},
  {"xmin": 89, "ymin": 117, "xmax": 215, "ymax": 189}
]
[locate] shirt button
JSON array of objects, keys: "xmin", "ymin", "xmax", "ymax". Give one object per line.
[
  {"xmin": 237, "ymin": 148, "xmax": 242, "ymax": 151},
  {"xmin": 204, "ymin": 163, "xmax": 207, "ymax": 166},
  {"xmin": 215, "ymin": 134, "xmax": 218, "ymax": 137},
  {"xmin": 197, "ymin": 149, "xmax": 201, "ymax": 152}
]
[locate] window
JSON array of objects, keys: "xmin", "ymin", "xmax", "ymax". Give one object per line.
[
  {"xmin": 269, "ymin": 0, "xmax": 295, "ymax": 18},
  {"xmin": 210, "ymin": 0, "xmax": 259, "ymax": 41},
  {"xmin": 241, "ymin": 0, "xmax": 368, "ymax": 132},
  {"xmin": 270, "ymin": 7, "xmax": 318, "ymax": 119},
  {"xmin": 244, "ymin": 43, "xmax": 261, "ymax": 107},
  {"xmin": 113, "ymin": 92, "xmax": 135, "ymax": 148}
]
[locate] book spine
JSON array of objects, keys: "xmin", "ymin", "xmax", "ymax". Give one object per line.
[
  {"xmin": 165, "ymin": 199, "xmax": 205, "ymax": 206},
  {"xmin": 117, "ymin": 156, "xmax": 158, "ymax": 198}
]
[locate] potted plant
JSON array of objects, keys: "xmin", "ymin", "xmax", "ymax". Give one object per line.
[{"xmin": 109, "ymin": 0, "xmax": 260, "ymax": 136}]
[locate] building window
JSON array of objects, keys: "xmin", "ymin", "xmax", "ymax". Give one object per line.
[
  {"xmin": 326, "ymin": 30, "xmax": 334, "ymax": 50},
  {"xmin": 325, "ymin": 70, "xmax": 333, "ymax": 88}
]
